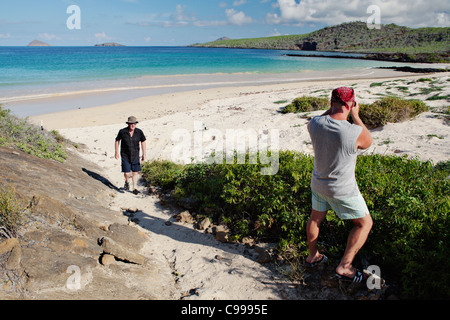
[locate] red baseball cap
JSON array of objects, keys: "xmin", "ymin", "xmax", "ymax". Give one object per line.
[{"xmin": 331, "ymin": 87, "xmax": 355, "ymax": 104}]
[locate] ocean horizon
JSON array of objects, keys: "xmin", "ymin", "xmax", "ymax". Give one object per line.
[{"xmin": 0, "ymin": 46, "xmax": 410, "ymax": 117}]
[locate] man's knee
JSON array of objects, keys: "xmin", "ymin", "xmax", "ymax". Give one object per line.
[
  {"xmin": 353, "ymin": 213, "xmax": 373, "ymax": 230},
  {"xmin": 309, "ymin": 210, "xmax": 327, "ymax": 225}
]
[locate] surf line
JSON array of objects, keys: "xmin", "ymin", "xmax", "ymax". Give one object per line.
[{"xmin": 0, "ymin": 71, "xmax": 376, "ymax": 104}]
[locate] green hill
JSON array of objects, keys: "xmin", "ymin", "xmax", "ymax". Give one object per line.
[{"xmin": 191, "ymin": 21, "xmax": 450, "ymax": 62}]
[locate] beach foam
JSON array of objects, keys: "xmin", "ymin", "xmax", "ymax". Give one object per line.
[{"xmin": 6, "ymin": 67, "xmax": 424, "ymax": 118}]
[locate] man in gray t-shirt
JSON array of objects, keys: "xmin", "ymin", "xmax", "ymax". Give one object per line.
[{"xmin": 306, "ymin": 87, "xmax": 373, "ymax": 283}]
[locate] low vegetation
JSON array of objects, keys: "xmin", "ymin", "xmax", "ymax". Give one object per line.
[
  {"xmin": 0, "ymin": 185, "xmax": 26, "ymax": 239},
  {"xmin": 357, "ymin": 97, "xmax": 428, "ymax": 128},
  {"xmin": 142, "ymin": 160, "xmax": 184, "ymax": 190},
  {"xmin": 281, "ymin": 96, "xmax": 429, "ymax": 128},
  {"xmin": 281, "ymin": 96, "xmax": 329, "ymax": 114},
  {"xmin": 0, "ymin": 106, "xmax": 66, "ymax": 239},
  {"xmin": 142, "ymin": 151, "xmax": 449, "ymax": 299},
  {"xmin": 0, "ymin": 106, "xmax": 67, "ymax": 162}
]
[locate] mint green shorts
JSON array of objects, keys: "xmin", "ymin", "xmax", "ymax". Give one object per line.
[{"xmin": 311, "ymin": 189, "xmax": 369, "ymax": 220}]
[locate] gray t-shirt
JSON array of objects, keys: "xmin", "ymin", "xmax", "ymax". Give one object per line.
[{"xmin": 309, "ymin": 115, "xmax": 363, "ymax": 199}]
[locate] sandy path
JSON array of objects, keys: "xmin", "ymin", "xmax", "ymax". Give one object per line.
[{"xmin": 67, "ymin": 140, "xmax": 297, "ymax": 300}]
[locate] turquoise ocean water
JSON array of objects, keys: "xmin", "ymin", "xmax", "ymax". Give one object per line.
[
  {"xmin": 0, "ymin": 46, "xmax": 407, "ymax": 116},
  {"xmin": 0, "ymin": 46, "xmax": 404, "ymax": 88}
]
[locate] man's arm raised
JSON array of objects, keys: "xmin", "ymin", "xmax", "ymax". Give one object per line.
[{"xmin": 351, "ymin": 102, "xmax": 372, "ymax": 150}]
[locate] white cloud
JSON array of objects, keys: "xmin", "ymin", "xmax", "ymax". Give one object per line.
[
  {"xmin": 435, "ymin": 12, "xmax": 450, "ymax": 27},
  {"xmin": 268, "ymin": 0, "xmax": 450, "ymax": 27},
  {"xmin": 94, "ymin": 32, "xmax": 110, "ymax": 41},
  {"xmin": 226, "ymin": 8, "xmax": 253, "ymax": 26},
  {"xmin": 266, "ymin": 12, "xmax": 282, "ymax": 25},
  {"xmin": 193, "ymin": 20, "xmax": 227, "ymax": 27},
  {"xmin": 0, "ymin": 33, "xmax": 11, "ymax": 39},
  {"xmin": 129, "ymin": 3, "xmax": 256, "ymax": 29},
  {"xmin": 39, "ymin": 33, "xmax": 58, "ymax": 41},
  {"xmin": 269, "ymin": 28, "xmax": 281, "ymax": 36},
  {"xmin": 233, "ymin": 0, "xmax": 247, "ymax": 6},
  {"xmin": 172, "ymin": 4, "xmax": 196, "ymax": 22}
]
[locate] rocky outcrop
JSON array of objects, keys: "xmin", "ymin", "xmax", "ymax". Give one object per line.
[{"xmin": 0, "ymin": 146, "xmax": 176, "ymax": 299}]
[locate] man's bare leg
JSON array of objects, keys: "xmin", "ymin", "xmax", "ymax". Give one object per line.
[
  {"xmin": 306, "ymin": 209, "xmax": 327, "ymax": 264},
  {"xmin": 336, "ymin": 214, "xmax": 373, "ymax": 277},
  {"xmin": 131, "ymin": 172, "xmax": 138, "ymax": 191},
  {"xmin": 124, "ymin": 172, "xmax": 131, "ymax": 190}
]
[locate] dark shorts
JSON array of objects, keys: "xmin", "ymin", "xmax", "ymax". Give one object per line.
[{"xmin": 122, "ymin": 158, "xmax": 141, "ymax": 173}]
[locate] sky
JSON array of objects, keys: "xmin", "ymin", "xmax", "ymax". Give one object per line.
[{"xmin": 0, "ymin": 0, "xmax": 448, "ymax": 46}]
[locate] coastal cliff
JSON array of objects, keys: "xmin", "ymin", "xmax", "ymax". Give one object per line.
[{"xmin": 191, "ymin": 21, "xmax": 450, "ymax": 63}]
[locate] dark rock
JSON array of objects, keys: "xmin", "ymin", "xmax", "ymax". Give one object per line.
[
  {"xmin": 176, "ymin": 211, "xmax": 195, "ymax": 224},
  {"xmin": 257, "ymin": 251, "xmax": 272, "ymax": 264}
]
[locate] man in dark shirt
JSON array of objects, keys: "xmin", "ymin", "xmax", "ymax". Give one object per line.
[{"xmin": 115, "ymin": 116, "xmax": 147, "ymax": 195}]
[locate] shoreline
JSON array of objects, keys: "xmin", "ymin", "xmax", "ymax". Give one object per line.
[
  {"xmin": 285, "ymin": 53, "xmax": 450, "ymax": 65},
  {"xmin": 23, "ymin": 67, "xmax": 444, "ymax": 129},
  {"xmin": 5, "ymin": 63, "xmax": 448, "ymax": 104}
]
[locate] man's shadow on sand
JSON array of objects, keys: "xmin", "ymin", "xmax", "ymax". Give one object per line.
[
  {"xmin": 120, "ymin": 200, "xmax": 286, "ymax": 295},
  {"xmin": 82, "ymin": 168, "xmax": 123, "ymax": 193}
]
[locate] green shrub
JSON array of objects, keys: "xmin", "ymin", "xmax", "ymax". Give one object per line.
[
  {"xmin": 0, "ymin": 185, "xmax": 26, "ymax": 239},
  {"xmin": 282, "ymin": 96, "xmax": 429, "ymax": 129},
  {"xmin": 282, "ymin": 96, "xmax": 329, "ymax": 114},
  {"xmin": 356, "ymin": 155, "xmax": 449, "ymax": 299},
  {"xmin": 357, "ymin": 97, "xmax": 428, "ymax": 128},
  {"xmin": 435, "ymin": 160, "xmax": 450, "ymax": 174},
  {"xmin": 141, "ymin": 160, "xmax": 184, "ymax": 190},
  {"xmin": 142, "ymin": 151, "xmax": 449, "ymax": 299},
  {"xmin": 0, "ymin": 105, "xmax": 67, "ymax": 162},
  {"xmin": 426, "ymin": 94, "xmax": 449, "ymax": 101}
]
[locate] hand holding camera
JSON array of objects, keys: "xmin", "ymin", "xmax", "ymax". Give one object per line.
[{"xmin": 350, "ymin": 100, "xmax": 360, "ymax": 120}]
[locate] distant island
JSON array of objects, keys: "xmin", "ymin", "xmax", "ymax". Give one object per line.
[
  {"xmin": 215, "ymin": 37, "xmax": 231, "ymax": 41},
  {"xmin": 95, "ymin": 42, "xmax": 125, "ymax": 47},
  {"xmin": 27, "ymin": 40, "xmax": 51, "ymax": 47},
  {"xmin": 191, "ymin": 21, "xmax": 450, "ymax": 63}
]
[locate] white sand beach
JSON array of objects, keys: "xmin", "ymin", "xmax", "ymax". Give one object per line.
[{"xmin": 25, "ymin": 69, "xmax": 450, "ymax": 300}]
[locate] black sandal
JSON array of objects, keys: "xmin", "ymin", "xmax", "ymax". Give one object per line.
[
  {"xmin": 305, "ymin": 254, "xmax": 328, "ymax": 267},
  {"xmin": 335, "ymin": 269, "xmax": 365, "ymax": 283}
]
